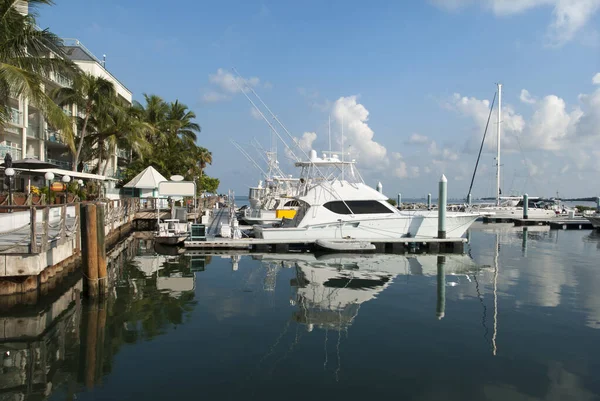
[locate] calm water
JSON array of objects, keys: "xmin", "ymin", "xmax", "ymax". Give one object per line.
[{"xmin": 2, "ymin": 224, "xmax": 600, "ymax": 400}]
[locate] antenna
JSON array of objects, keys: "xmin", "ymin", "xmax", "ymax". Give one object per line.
[
  {"xmin": 341, "ymin": 114, "xmax": 344, "ymax": 181},
  {"xmin": 230, "ymin": 139, "xmax": 268, "ymax": 177},
  {"xmin": 102, "ymin": 54, "xmax": 106, "ymax": 68},
  {"xmin": 328, "ymin": 115, "xmax": 331, "ymax": 153}
]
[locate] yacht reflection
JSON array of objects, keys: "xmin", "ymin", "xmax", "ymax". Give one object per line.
[{"xmin": 256, "ymin": 253, "xmax": 481, "ymax": 331}]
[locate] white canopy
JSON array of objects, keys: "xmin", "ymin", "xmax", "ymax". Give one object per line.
[
  {"xmin": 123, "ymin": 166, "xmax": 167, "ymax": 189},
  {"xmin": 36, "ymin": 168, "xmax": 113, "ymax": 181}
]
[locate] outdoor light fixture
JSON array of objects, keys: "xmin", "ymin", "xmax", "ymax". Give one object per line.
[
  {"xmin": 62, "ymin": 175, "xmax": 71, "ymax": 203},
  {"xmin": 5, "ymin": 167, "xmax": 15, "ymax": 210}
]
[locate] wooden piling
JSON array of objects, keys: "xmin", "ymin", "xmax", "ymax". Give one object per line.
[
  {"xmin": 81, "ymin": 204, "xmax": 99, "ymax": 298},
  {"xmin": 96, "ymin": 204, "xmax": 108, "ymax": 295}
]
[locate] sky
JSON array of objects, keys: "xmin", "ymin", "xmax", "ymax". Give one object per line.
[{"xmin": 37, "ymin": 0, "xmax": 600, "ymax": 199}]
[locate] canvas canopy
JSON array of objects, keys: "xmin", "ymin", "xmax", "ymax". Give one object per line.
[{"xmin": 123, "ymin": 166, "xmax": 167, "ymax": 189}]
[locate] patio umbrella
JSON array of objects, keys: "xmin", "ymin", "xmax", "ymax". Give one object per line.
[{"xmin": 1, "ymin": 158, "xmax": 60, "ymax": 193}]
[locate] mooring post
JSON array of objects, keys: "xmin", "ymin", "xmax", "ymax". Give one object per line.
[
  {"xmin": 30, "ymin": 207, "xmax": 38, "ymax": 253},
  {"xmin": 427, "ymin": 193, "xmax": 432, "ymax": 210},
  {"xmin": 523, "ymin": 193, "xmax": 529, "ymax": 219},
  {"xmin": 96, "ymin": 203, "xmax": 108, "ymax": 295},
  {"xmin": 436, "ymin": 255, "xmax": 446, "ymax": 320},
  {"xmin": 597, "ymin": 196, "xmax": 600, "ymax": 213},
  {"xmin": 438, "ymin": 174, "xmax": 447, "ymax": 239},
  {"xmin": 81, "ymin": 204, "xmax": 99, "ymax": 298},
  {"xmin": 397, "ymin": 193, "xmax": 401, "ymax": 209},
  {"xmin": 467, "ymin": 193, "xmax": 472, "ymax": 206},
  {"xmin": 376, "ymin": 181, "xmax": 383, "ymax": 193}
]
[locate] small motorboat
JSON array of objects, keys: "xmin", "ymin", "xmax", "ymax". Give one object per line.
[
  {"xmin": 154, "ymin": 218, "xmax": 188, "ymax": 246},
  {"xmin": 315, "ymin": 239, "xmax": 376, "ymax": 253}
]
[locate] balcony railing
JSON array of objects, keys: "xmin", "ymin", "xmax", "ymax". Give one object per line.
[
  {"xmin": 117, "ymin": 148, "xmax": 129, "ymax": 159},
  {"xmin": 8, "ymin": 108, "xmax": 21, "ymax": 125},
  {"xmin": 26, "ymin": 125, "xmax": 41, "ymax": 139},
  {"xmin": 47, "ymin": 158, "xmax": 72, "ymax": 169},
  {"xmin": 0, "ymin": 145, "xmax": 22, "ymax": 160},
  {"xmin": 51, "ymin": 72, "xmax": 72, "ymax": 87},
  {"xmin": 45, "ymin": 129, "xmax": 66, "ymax": 144}
]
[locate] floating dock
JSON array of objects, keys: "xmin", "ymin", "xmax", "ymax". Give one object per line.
[
  {"xmin": 513, "ymin": 218, "xmax": 593, "ymax": 229},
  {"xmin": 184, "ymin": 237, "xmax": 467, "ymax": 254}
]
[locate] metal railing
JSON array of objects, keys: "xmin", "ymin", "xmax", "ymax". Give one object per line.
[
  {"xmin": 8, "ymin": 108, "xmax": 21, "ymax": 125},
  {"xmin": 117, "ymin": 148, "xmax": 129, "ymax": 159},
  {"xmin": 46, "ymin": 128, "xmax": 66, "ymax": 144},
  {"xmin": 51, "ymin": 72, "xmax": 72, "ymax": 87},
  {"xmin": 27, "ymin": 125, "xmax": 41, "ymax": 138},
  {"xmin": 47, "ymin": 158, "xmax": 72, "ymax": 169},
  {"xmin": 0, "ymin": 145, "xmax": 22, "ymax": 160}
]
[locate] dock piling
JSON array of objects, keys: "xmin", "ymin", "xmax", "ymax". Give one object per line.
[
  {"xmin": 427, "ymin": 193, "xmax": 432, "ymax": 210},
  {"xmin": 96, "ymin": 204, "xmax": 108, "ymax": 294},
  {"xmin": 436, "ymin": 255, "xmax": 446, "ymax": 320},
  {"xmin": 597, "ymin": 197, "xmax": 600, "ymax": 212},
  {"xmin": 438, "ymin": 174, "xmax": 447, "ymax": 239},
  {"xmin": 81, "ymin": 204, "xmax": 99, "ymax": 298},
  {"xmin": 397, "ymin": 193, "xmax": 402, "ymax": 209},
  {"xmin": 523, "ymin": 193, "xmax": 529, "ymax": 219},
  {"xmin": 467, "ymin": 193, "xmax": 472, "ymax": 206}
]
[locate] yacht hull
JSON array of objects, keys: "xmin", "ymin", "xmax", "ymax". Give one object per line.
[
  {"xmin": 254, "ymin": 216, "xmax": 414, "ymax": 240},
  {"xmin": 406, "ymin": 212, "xmax": 480, "ymax": 238},
  {"xmin": 586, "ymin": 216, "xmax": 600, "ymax": 228}
]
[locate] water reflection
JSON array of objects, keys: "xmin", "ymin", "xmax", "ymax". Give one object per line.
[{"xmin": 2, "ymin": 228, "xmax": 600, "ymax": 400}]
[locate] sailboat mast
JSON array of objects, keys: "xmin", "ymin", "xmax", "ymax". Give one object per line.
[{"xmin": 496, "ymin": 83, "xmax": 502, "ymax": 206}]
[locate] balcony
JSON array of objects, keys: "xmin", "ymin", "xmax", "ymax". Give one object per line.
[
  {"xmin": 8, "ymin": 108, "xmax": 21, "ymax": 125},
  {"xmin": 51, "ymin": 72, "xmax": 72, "ymax": 87},
  {"xmin": 27, "ymin": 125, "xmax": 41, "ymax": 139},
  {"xmin": 47, "ymin": 158, "xmax": 72, "ymax": 170},
  {"xmin": 0, "ymin": 145, "xmax": 22, "ymax": 160},
  {"xmin": 117, "ymin": 148, "xmax": 129, "ymax": 159},
  {"xmin": 45, "ymin": 129, "xmax": 66, "ymax": 144}
]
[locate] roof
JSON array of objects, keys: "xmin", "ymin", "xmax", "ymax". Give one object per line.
[
  {"xmin": 36, "ymin": 168, "xmax": 113, "ymax": 181},
  {"xmin": 123, "ymin": 166, "xmax": 167, "ymax": 189},
  {"xmin": 62, "ymin": 46, "xmax": 96, "ymax": 62}
]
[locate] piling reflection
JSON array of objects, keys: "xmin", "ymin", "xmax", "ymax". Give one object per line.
[{"xmin": 0, "ymin": 238, "xmax": 197, "ymax": 400}]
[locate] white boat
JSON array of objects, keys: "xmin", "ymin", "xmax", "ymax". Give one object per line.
[
  {"xmin": 254, "ymin": 151, "xmax": 480, "ymax": 240},
  {"xmin": 315, "ymin": 239, "xmax": 376, "ymax": 252},
  {"xmin": 585, "ymin": 214, "xmax": 600, "ymax": 229},
  {"xmin": 470, "ymin": 84, "xmax": 566, "ymax": 219}
]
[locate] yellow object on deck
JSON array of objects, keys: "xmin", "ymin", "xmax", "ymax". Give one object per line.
[{"xmin": 276, "ymin": 209, "xmax": 297, "ymax": 219}]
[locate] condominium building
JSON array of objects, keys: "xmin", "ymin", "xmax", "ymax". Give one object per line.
[{"xmin": 0, "ymin": 2, "xmax": 133, "ymax": 187}]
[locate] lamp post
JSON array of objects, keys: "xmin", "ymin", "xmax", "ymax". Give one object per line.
[
  {"xmin": 62, "ymin": 175, "xmax": 71, "ymax": 204},
  {"xmin": 78, "ymin": 179, "xmax": 84, "ymax": 200},
  {"xmin": 45, "ymin": 172, "xmax": 54, "ymax": 204},
  {"xmin": 5, "ymin": 167, "xmax": 15, "ymax": 212}
]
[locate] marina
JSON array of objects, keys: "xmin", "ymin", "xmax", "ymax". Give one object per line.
[{"xmin": 1, "ymin": 1, "xmax": 600, "ymax": 399}]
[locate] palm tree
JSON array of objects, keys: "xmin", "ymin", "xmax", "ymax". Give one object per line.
[
  {"xmin": 88, "ymin": 105, "xmax": 152, "ymax": 176},
  {"xmin": 0, "ymin": 0, "xmax": 77, "ymax": 134},
  {"xmin": 53, "ymin": 72, "xmax": 116, "ymax": 171},
  {"xmin": 165, "ymin": 100, "xmax": 200, "ymax": 144},
  {"xmin": 195, "ymin": 147, "xmax": 212, "ymax": 178}
]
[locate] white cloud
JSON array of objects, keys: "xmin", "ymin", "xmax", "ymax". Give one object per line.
[
  {"xmin": 209, "ymin": 68, "xmax": 260, "ymax": 94},
  {"xmin": 593, "ymin": 73, "xmax": 600, "ymax": 84},
  {"xmin": 202, "ymin": 68, "xmax": 262, "ymax": 103},
  {"xmin": 394, "ymin": 161, "xmax": 409, "ymax": 178},
  {"xmin": 392, "ymin": 152, "xmax": 404, "ymax": 160},
  {"xmin": 250, "ymin": 107, "xmax": 263, "ymax": 120},
  {"xmin": 405, "ymin": 133, "xmax": 430, "ymax": 145},
  {"xmin": 526, "ymin": 94, "xmax": 582, "ymax": 150},
  {"xmin": 520, "ymin": 89, "xmax": 537, "ymax": 104},
  {"xmin": 202, "ymin": 91, "xmax": 230, "ymax": 103},
  {"xmin": 332, "ymin": 96, "xmax": 388, "ymax": 166},
  {"xmin": 295, "ymin": 132, "xmax": 318, "ymax": 152},
  {"xmin": 430, "ymin": 0, "xmax": 600, "ymax": 45}
]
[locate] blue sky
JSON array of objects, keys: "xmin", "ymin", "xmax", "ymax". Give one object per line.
[{"xmin": 38, "ymin": 0, "xmax": 600, "ymax": 198}]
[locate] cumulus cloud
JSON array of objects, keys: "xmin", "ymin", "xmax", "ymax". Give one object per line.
[
  {"xmin": 430, "ymin": 0, "xmax": 600, "ymax": 45},
  {"xmin": 250, "ymin": 107, "xmax": 263, "ymax": 120},
  {"xmin": 520, "ymin": 89, "xmax": 537, "ymax": 104},
  {"xmin": 332, "ymin": 96, "xmax": 388, "ymax": 165},
  {"xmin": 594, "ymin": 73, "xmax": 600, "ymax": 85},
  {"xmin": 405, "ymin": 133, "xmax": 430, "ymax": 145},
  {"xmin": 202, "ymin": 68, "xmax": 261, "ymax": 103},
  {"xmin": 295, "ymin": 132, "xmax": 318, "ymax": 152},
  {"xmin": 446, "ymin": 74, "xmax": 600, "ymax": 156}
]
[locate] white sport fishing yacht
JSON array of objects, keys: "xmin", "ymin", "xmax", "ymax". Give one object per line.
[
  {"xmin": 242, "ymin": 177, "xmax": 301, "ymax": 225},
  {"xmin": 254, "ymin": 150, "xmax": 480, "ymax": 240}
]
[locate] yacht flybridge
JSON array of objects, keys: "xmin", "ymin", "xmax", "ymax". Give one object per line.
[{"xmin": 254, "ymin": 150, "xmax": 480, "ymax": 240}]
